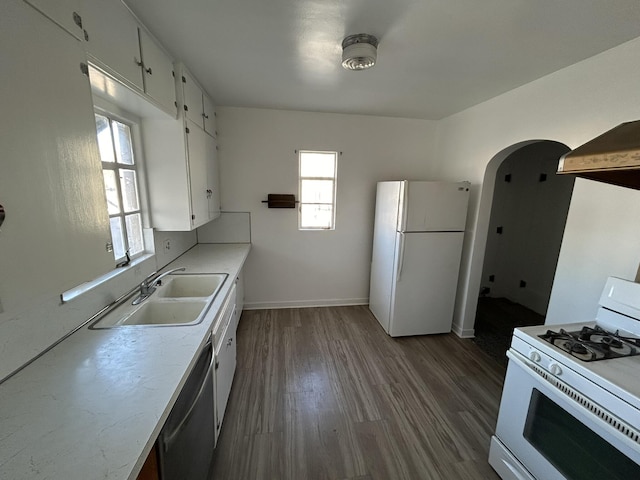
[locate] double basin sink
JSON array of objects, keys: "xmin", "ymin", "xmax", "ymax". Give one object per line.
[{"xmin": 90, "ymin": 273, "xmax": 227, "ymax": 329}]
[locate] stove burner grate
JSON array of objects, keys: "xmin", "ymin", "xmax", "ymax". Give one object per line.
[{"xmin": 539, "ymin": 326, "xmax": 639, "ymax": 362}]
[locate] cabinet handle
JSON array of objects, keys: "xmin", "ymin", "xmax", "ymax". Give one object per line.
[
  {"xmin": 72, "ymin": 11, "xmax": 82, "ymax": 29},
  {"xmin": 227, "ymin": 337, "xmax": 233, "ymax": 346},
  {"xmin": 145, "ymin": 67, "xmax": 153, "ymax": 75},
  {"xmin": 203, "ymin": 113, "xmax": 209, "ymax": 119}
]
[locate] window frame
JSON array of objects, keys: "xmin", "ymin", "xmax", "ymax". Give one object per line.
[
  {"xmin": 298, "ymin": 150, "xmax": 338, "ymax": 231},
  {"xmin": 94, "ymin": 108, "xmax": 147, "ymax": 264}
]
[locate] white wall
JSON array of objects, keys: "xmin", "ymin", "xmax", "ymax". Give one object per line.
[
  {"xmin": 216, "ymin": 108, "xmax": 437, "ymax": 308},
  {"xmin": 433, "ymin": 36, "xmax": 640, "ymax": 335}
]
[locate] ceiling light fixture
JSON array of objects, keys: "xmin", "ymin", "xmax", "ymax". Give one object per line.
[{"xmin": 341, "ymin": 33, "xmax": 378, "ymax": 71}]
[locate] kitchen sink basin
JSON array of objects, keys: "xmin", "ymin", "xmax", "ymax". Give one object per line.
[
  {"xmin": 92, "ymin": 300, "xmax": 209, "ymax": 328},
  {"xmin": 157, "ymin": 273, "xmax": 227, "ymax": 299}
]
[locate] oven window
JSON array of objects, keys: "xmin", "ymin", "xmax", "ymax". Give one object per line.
[{"xmin": 523, "ymin": 389, "xmax": 640, "ymax": 479}]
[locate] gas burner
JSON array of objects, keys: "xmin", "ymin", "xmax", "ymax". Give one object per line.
[{"xmin": 539, "ymin": 326, "xmax": 639, "ymax": 362}]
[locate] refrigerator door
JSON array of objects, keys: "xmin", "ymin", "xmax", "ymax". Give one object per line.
[
  {"xmin": 389, "ymin": 231, "xmax": 464, "ymax": 336},
  {"xmin": 369, "ymin": 182, "xmax": 403, "ymax": 332},
  {"xmin": 398, "ymin": 181, "xmax": 470, "ymax": 232}
]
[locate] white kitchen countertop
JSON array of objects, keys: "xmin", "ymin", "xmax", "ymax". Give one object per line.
[{"xmin": 0, "ymin": 243, "xmax": 250, "ymax": 480}]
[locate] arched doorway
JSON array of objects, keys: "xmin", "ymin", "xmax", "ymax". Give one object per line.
[{"xmin": 470, "ymin": 141, "xmax": 575, "ymax": 364}]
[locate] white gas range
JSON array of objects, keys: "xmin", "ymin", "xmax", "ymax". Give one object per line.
[{"xmin": 489, "ymin": 277, "xmax": 640, "ymax": 480}]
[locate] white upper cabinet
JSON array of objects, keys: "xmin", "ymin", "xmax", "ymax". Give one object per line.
[
  {"xmin": 178, "ymin": 65, "xmax": 217, "ymax": 137},
  {"xmin": 203, "ymin": 93, "xmax": 217, "ymax": 138},
  {"xmin": 142, "ymin": 116, "xmax": 221, "ymax": 231},
  {"xmin": 182, "ymin": 70, "xmax": 204, "ymax": 126},
  {"xmin": 206, "ymin": 131, "xmax": 221, "ymax": 219},
  {"xmin": 138, "ymin": 27, "xmax": 176, "ymax": 113},
  {"xmin": 24, "ymin": 0, "xmax": 85, "ymax": 41},
  {"xmin": 1, "ymin": 0, "xmax": 113, "ymax": 313},
  {"xmin": 83, "ymin": 0, "xmax": 176, "ymax": 115},
  {"xmin": 83, "ymin": 0, "xmax": 144, "ymax": 91}
]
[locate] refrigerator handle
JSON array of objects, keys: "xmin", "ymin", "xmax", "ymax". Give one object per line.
[{"xmin": 397, "ymin": 233, "xmax": 406, "ymax": 281}]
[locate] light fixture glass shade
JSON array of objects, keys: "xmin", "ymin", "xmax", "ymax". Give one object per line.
[{"xmin": 341, "ymin": 34, "xmax": 378, "ymax": 71}]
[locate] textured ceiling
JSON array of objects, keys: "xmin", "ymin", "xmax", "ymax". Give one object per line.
[{"xmin": 125, "ymin": 0, "xmax": 640, "ymax": 120}]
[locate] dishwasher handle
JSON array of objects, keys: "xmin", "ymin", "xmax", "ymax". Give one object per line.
[{"xmin": 162, "ymin": 335, "xmax": 214, "ymax": 450}]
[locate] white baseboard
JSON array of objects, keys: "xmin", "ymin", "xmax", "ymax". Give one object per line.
[
  {"xmin": 451, "ymin": 322, "xmax": 475, "ymax": 338},
  {"xmin": 244, "ymin": 298, "xmax": 369, "ymax": 310}
]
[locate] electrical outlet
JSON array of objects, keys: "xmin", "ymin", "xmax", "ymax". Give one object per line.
[{"xmin": 164, "ymin": 239, "xmax": 171, "ymax": 252}]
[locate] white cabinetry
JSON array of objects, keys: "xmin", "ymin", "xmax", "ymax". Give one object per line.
[
  {"xmin": 83, "ymin": 0, "xmax": 176, "ymax": 115},
  {"xmin": 177, "ymin": 65, "xmax": 217, "ymax": 137},
  {"xmin": 83, "ymin": 0, "xmax": 143, "ymax": 90},
  {"xmin": 24, "ymin": 0, "xmax": 85, "ymax": 40},
  {"xmin": 234, "ymin": 271, "xmax": 244, "ymax": 331},
  {"xmin": 1, "ymin": 0, "xmax": 113, "ymax": 312},
  {"xmin": 143, "ymin": 116, "xmax": 220, "ymax": 231},
  {"xmin": 214, "ymin": 285, "xmax": 237, "ymax": 441}
]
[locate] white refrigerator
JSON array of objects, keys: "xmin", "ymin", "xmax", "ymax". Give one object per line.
[{"xmin": 369, "ymin": 180, "xmax": 470, "ymax": 337}]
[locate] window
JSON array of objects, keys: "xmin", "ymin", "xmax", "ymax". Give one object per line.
[
  {"xmin": 298, "ymin": 150, "xmax": 338, "ymax": 230},
  {"xmin": 94, "ymin": 113, "xmax": 145, "ymax": 262}
]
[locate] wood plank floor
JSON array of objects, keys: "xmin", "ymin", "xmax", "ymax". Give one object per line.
[{"xmin": 209, "ymin": 306, "xmax": 505, "ymax": 480}]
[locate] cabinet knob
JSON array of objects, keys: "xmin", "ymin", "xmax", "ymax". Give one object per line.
[
  {"xmin": 145, "ymin": 67, "xmax": 153, "ymax": 75},
  {"xmin": 227, "ymin": 337, "xmax": 233, "ymax": 346},
  {"xmin": 203, "ymin": 113, "xmax": 209, "ymax": 119},
  {"xmin": 134, "ymin": 57, "xmax": 143, "ymax": 67}
]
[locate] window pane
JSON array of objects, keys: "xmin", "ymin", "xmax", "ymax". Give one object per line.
[
  {"xmin": 119, "ymin": 169, "xmax": 140, "ymax": 213},
  {"xmin": 300, "ymin": 204, "xmax": 333, "ymax": 229},
  {"xmin": 109, "ymin": 217, "xmax": 126, "ymax": 259},
  {"xmin": 95, "ymin": 114, "xmax": 115, "ymax": 163},
  {"xmin": 301, "ymin": 179, "xmax": 334, "ymax": 203},
  {"xmin": 125, "ymin": 214, "xmax": 144, "ymax": 255},
  {"xmin": 103, "ymin": 170, "xmax": 121, "ymax": 215},
  {"xmin": 113, "ymin": 121, "xmax": 134, "ymax": 165},
  {"xmin": 300, "ymin": 152, "xmax": 336, "ymax": 177}
]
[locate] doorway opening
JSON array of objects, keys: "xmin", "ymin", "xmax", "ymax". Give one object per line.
[{"xmin": 472, "ymin": 141, "xmax": 575, "ymax": 365}]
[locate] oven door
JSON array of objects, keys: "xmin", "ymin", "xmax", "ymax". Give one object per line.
[{"xmin": 492, "ymin": 350, "xmax": 640, "ymax": 480}]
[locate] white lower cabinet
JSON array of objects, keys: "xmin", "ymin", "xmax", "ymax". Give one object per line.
[
  {"xmin": 142, "ymin": 117, "xmax": 220, "ymax": 231},
  {"xmin": 214, "ymin": 285, "xmax": 237, "ymax": 442},
  {"xmin": 234, "ymin": 271, "xmax": 245, "ymax": 331}
]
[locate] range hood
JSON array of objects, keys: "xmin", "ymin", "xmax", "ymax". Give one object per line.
[{"xmin": 557, "ymin": 120, "xmax": 640, "ymax": 190}]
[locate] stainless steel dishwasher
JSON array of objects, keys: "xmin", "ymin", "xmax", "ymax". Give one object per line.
[{"xmin": 157, "ymin": 334, "xmax": 215, "ymax": 480}]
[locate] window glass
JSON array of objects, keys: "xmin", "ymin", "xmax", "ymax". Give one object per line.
[
  {"xmin": 109, "ymin": 217, "xmax": 126, "ymax": 259},
  {"xmin": 95, "ymin": 114, "xmax": 116, "ymax": 163},
  {"xmin": 299, "ymin": 150, "xmax": 337, "ymax": 230},
  {"xmin": 103, "ymin": 170, "xmax": 120, "ymax": 215},
  {"xmin": 125, "ymin": 214, "xmax": 144, "ymax": 255},
  {"xmin": 95, "ymin": 112, "xmax": 145, "ymax": 262},
  {"xmin": 113, "ymin": 121, "xmax": 134, "ymax": 165},
  {"xmin": 119, "ymin": 170, "xmax": 140, "ymax": 212}
]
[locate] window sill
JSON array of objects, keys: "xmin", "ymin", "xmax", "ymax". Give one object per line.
[{"xmin": 61, "ymin": 253, "xmax": 155, "ymax": 303}]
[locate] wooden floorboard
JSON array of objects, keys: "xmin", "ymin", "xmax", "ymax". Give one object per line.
[{"xmin": 210, "ymin": 306, "xmax": 505, "ymax": 480}]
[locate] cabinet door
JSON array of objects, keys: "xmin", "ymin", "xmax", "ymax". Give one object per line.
[
  {"xmin": 206, "ymin": 134, "xmax": 221, "ymax": 221},
  {"xmin": 83, "ymin": 0, "xmax": 144, "ymax": 91},
  {"xmin": 181, "ymin": 71, "xmax": 204, "ymax": 128},
  {"xmin": 24, "ymin": 0, "xmax": 85, "ymax": 40},
  {"xmin": 234, "ymin": 271, "xmax": 244, "ymax": 331},
  {"xmin": 215, "ymin": 305, "xmax": 237, "ymax": 438},
  {"xmin": 0, "ymin": 0, "xmax": 113, "ymax": 312},
  {"xmin": 138, "ymin": 28, "xmax": 176, "ymax": 115},
  {"xmin": 202, "ymin": 94, "xmax": 217, "ymax": 138},
  {"xmin": 185, "ymin": 121, "xmax": 210, "ymax": 229}
]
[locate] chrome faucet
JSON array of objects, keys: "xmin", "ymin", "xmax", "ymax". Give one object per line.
[{"xmin": 132, "ymin": 267, "xmax": 186, "ymax": 305}]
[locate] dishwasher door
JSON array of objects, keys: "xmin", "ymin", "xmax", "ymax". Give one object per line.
[{"xmin": 158, "ymin": 336, "xmax": 215, "ymax": 480}]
